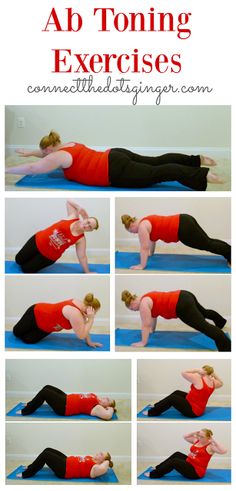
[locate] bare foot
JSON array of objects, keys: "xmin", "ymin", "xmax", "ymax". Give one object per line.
[
  {"xmin": 144, "ymin": 472, "xmax": 150, "ymax": 477},
  {"xmin": 131, "ymin": 341, "xmax": 146, "ymax": 347},
  {"xmin": 200, "ymin": 155, "xmax": 217, "ymax": 167},
  {"xmin": 207, "ymin": 171, "xmax": 224, "ymax": 184},
  {"xmin": 143, "ymin": 410, "xmax": 148, "ymax": 416}
]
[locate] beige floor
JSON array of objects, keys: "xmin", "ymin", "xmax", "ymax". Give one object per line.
[
  {"xmin": 137, "ymin": 460, "xmax": 230, "ymax": 485},
  {"xmin": 5, "ymin": 156, "xmax": 231, "ymax": 192},
  {"xmin": 115, "ymin": 322, "xmax": 231, "ymax": 352},
  {"xmin": 6, "ymin": 459, "xmax": 131, "ymax": 485},
  {"xmin": 6, "ymin": 397, "xmax": 131, "ymax": 422},
  {"xmin": 137, "ymin": 398, "xmax": 230, "ymax": 421}
]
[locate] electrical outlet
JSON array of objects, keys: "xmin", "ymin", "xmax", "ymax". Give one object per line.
[{"xmin": 17, "ymin": 117, "xmax": 25, "ymax": 128}]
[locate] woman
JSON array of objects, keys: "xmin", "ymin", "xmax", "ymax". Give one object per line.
[
  {"xmin": 144, "ymin": 429, "xmax": 227, "ymax": 480},
  {"xmin": 18, "ymin": 384, "xmax": 116, "ymax": 420},
  {"xmin": 121, "ymin": 290, "xmax": 230, "ymax": 351},
  {"xmin": 121, "ymin": 214, "xmax": 231, "ymax": 269},
  {"xmin": 16, "ymin": 447, "xmax": 113, "ymax": 479},
  {"xmin": 145, "ymin": 365, "xmax": 223, "ymax": 418},
  {"xmin": 13, "ymin": 293, "xmax": 102, "ymax": 348},
  {"xmin": 15, "ymin": 199, "xmax": 99, "ymax": 273},
  {"xmin": 6, "ymin": 130, "xmax": 224, "ymax": 191}
]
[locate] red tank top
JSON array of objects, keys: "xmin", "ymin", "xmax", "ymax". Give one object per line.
[
  {"xmin": 140, "ymin": 215, "xmax": 180, "ymax": 243},
  {"xmin": 60, "ymin": 144, "xmax": 110, "ymax": 186},
  {"xmin": 186, "ymin": 378, "xmax": 215, "ymax": 416},
  {"xmin": 34, "ymin": 299, "xmax": 81, "ymax": 333},
  {"xmin": 141, "ymin": 291, "xmax": 181, "ymax": 319},
  {"xmin": 65, "ymin": 393, "xmax": 100, "ymax": 416},
  {"xmin": 186, "ymin": 441, "xmax": 213, "ymax": 477},
  {"xmin": 35, "ymin": 218, "xmax": 84, "ymax": 260},
  {"xmin": 65, "ymin": 455, "xmax": 96, "ymax": 479}
]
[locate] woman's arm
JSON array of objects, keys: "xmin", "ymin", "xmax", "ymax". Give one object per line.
[
  {"xmin": 90, "ymin": 460, "xmax": 110, "ymax": 478},
  {"xmin": 212, "ymin": 373, "xmax": 224, "ymax": 389},
  {"xmin": 85, "ymin": 333, "xmax": 103, "ymax": 349},
  {"xmin": 130, "ymin": 223, "xmax": 150, "ymax": 270},
  {"xmin": 75, "ymin": 237, "xmax": 90, "ymax": 273},
  {"xmin": 91, "ymin": 405, "xmax": 114, "ymax": 420},
  {"xmin": 207, "ymin": 439, "xmax": 227, "ymax": 455},
  {"xmin": 15, "ymin": 148, "xmax": 45, "ymax": 158},
  {"xmin": 149, "ymin": 240, "xmax": 156, "ymax": 256},
  {"xmin": 181, "ymin": 370, "xmax": 204, "ymax": 384},
  {"xmin": 132, "ymin": 300, "xmax": 153, "ymax": 347},
  {"xmin": 184, "ymin": 431, "xmax": 198, "ymax": 443},
  {"xmin": 66, "ymin": 199, "xmax": 89, "ymax": 219},
  {"xmin": 5, "ymin": 151, "xmax": 70, "ymax": 175},
  {"xmin": 62, "ymin": 306, "xmax": 95, "ymax": 340}
]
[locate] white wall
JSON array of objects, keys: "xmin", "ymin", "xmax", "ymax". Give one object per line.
[
  {"xmin": 5, "ymin": 275, "xmax": 110, "ymax": 324},
  {"xmin": 137, "ymin": 422, "xmax": 231, "ymax": 462},
  {"xmin": 5, "ymin": 105, "xmax": 230, "ymax": 148},
  {"xmin": 116, "ymin": 197, "xmax": 231, "ymax": 244},
  {"xmin": 5, "ymin": 198, "xmax": 110, "ymax": 253},
  {"xmin": 6, "ymin": 359, "xmax": 131, "ymax": 398},
  {"xmin": 116, "ymin": 275, "xmax": 231, "ymax": 325},
  {"xmin": 6, "ymin": 423, "xmax": 131, "ymax": 459},
  {"xmin": 137, "ymin": 359, "xmax": 231, "ymax": 402}
]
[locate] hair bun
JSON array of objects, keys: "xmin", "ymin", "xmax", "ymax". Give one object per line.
[
  {"xmin": 84, "ymin": 293, "xmax": 94, "ymax": 303},
  {"xmin": 121, "ymin": 290, "xmax": 132, "ymax": 302}
]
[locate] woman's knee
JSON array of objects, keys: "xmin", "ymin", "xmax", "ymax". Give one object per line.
[
  {"xmin": 15, "ymin": 252, "xmax": 24, "ymax": 265},
  {"xmin": 20, "ymin": 263, "xmax": 37, "ymax": 274}
]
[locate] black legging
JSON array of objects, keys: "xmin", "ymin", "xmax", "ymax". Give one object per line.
[
  {"xmin": 149, "ymin": 451, "xmax": 200, "ymax": 479},
  {"xmin": 148, "ymin": 390, "xmax": 197, "ymax": 418},
  {"xmin": 22, "ymin": 447, "xmax": 66, "ymax": 479},
  {"xmin": 15, "ymin": 235, "xmax": 55, "ymax": 273},
  {"xmin": 178, "ymin": 214, "xmax": 231, "ymax": 263},
  {"xmin": 13, "ymin": 305, "xmax": 49, "ymax": 344},
  {"xmin": 109, "ymin": 149, "xmax": 209, "ymax": 190},
  {"xmin": 22, "ymin": 385, "xmax": 66, "ymax": 416},
  {"xmin": 176, "ymin": 291, "xmax": 230, "ymax": 352}
]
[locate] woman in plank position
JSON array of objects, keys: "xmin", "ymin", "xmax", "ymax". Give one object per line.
[
  {"xmin": 121, "ymin": 290, "xmax": 230, "ymax": 351},
  {"xmin": 19, "ymin": 384, "xmax": 116, "ymax": 420},
  {"xmin": 13, "ymin": 293, "xmax": 102, "ymax": 348},
  {"xmin": 121, "ymin": 214, "xmax": 231, "ymax": 270},
  {"xmin": 6, "ymin": 130, "xmax": 224, "ymax": 191},
  {"xmin": 16, "ymin": 448, "xmax": 114, "ymax": 479},
  {"xmin": 15, "ymin": 199, "xmax": 99, "ymax": 273},
  {"xmin": 144, "ymin": 429, "xmax": 227, "ymax": 480},
  {"xmin": 144, "ymin": 365, "xmax": 223, "ymax": 418}
]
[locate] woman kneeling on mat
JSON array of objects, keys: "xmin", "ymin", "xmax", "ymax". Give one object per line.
[
  {"xmin": 13, "ymin": 293, "xmax": 102, "ymax": 348},
  {"xmin": 121, "ymin": 290, "xmax": 230, "ymax": 351},
  {"xmin": 6, "ymin": 130, "xmax": 224, "ymax": 191},
  {"xmin": 15, "ymin": 199, "xmax": 99, "ymax": 273},
  {"xmin": 144, "ymin": 429, "xmax": 227, "ymax": 480},
  {"xmin": 145, "ymin": 365, "xmax": 223, "ymax": 418},
  {"xmin": 19, "ymin": 384, "xmax": 116, "ymax": 420},
  {"xmin": 121, "ymin": 214, "xmax": 231, "ymax": 270},
  {"xmin": 16, "ymin": 447, "xmax": 113, "ymax": 479}
]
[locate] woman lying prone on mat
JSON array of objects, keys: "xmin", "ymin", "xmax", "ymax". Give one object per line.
[
  {"xmin": 13, "ymin": 293, "xmax": 102, "ymax": 348},
  {"xmin": 144, "ymin": 365, "xmax": 223, "ymax": 418},
  {"xmin": 121, "ymin": 290, "xmax": 230, "ymax": 352},
  {"xmin": 121, "ymin": 214, "xmax": 231, "ymax": 270},
  {"xmin": 15, "ymin": 199, "xmax": 99, "ymax": 273},
  {"xmin": 144, "ymin": 429, "xmax": 227, "ymax": 480},
  {"xmin": 18, "ymin": 384, "xmax": 116, "ymax": 420},
  {"xmin": 6, "ymin": 130, "xmax": 224, "ymax": 191},
  {"xmin": 16, "ymin": 447, "xmax": 113, "ymax": 479}
]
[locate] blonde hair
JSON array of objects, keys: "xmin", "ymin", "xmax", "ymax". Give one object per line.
[
  {"xmin": 202, "ymin": 365, "xmax": 214, "ymax": 376},
  {"xmin": 202, "ymin": 428, "xmax": 213, "ymax": 438},
  {"xmin": 121, "ymin": 214, "xmax": 136, "ymax": 230},
  {"xmin": 39, "ymin": 130, "xmax": 61, "ymax": 149},
  {"xmin": 121, "ymin": 290, "xmax": 137, "ymax": 307},
  {"xmin": 104, "ymin": 452, "xmax": 113, "ymax": 468},
  {"xmin": 89, "ymin": 217, "xmax": 99, "ymax": 230},
  {"xmin": 84, "ymin": 293, "xmax": 101, "ymax": 311},
  {"xmin": 110, "ymin": 399, "xmax": 117, "ymax": 412}
]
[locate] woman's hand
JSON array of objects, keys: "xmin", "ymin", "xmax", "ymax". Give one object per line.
[
  {"xmin": 130, "ymin": 264, "xmax": 144, "ymax": 270},
  {"xmin": 86, "ymin": 306, "xmax": 95, "ymax": 318},
  {"xmin": 87, "ymin": 341, "xmax": 103, "ymax": 349},
  {"xmin": 15, "ymin": 149, "xmax": 28, "ymax": 156}
]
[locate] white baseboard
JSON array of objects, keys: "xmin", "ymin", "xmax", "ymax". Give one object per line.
[
  {"xmin": 7, "ymin": 390, "xmax": 130, "ymax": 400},
  {"xmin": 116, "ymin": 239, "xmax": 231, "ymax": 249},
  {"xmin": 5, "ymin": 144, "xmax": 231, "ymax": 158},
  {"xmin": 6, "ymin": 246, "xmax": 109, "ymax": 259},
  {"xmin": 117, "ymin": 315, "xmax": 231, "ymax": 329},
  {"xmin": 138, "ymin": 393, "xmax": 231, "ymax": 404},
  {"xmin": 7, "ymin": 453, "xmax": 131, "ymax": 463},
  {"xmin": 137, "ymin": 455, "xmax": 230, "ymax": 467},
  {"xmin": 6, "ymin": 316, "xmax": 109, "ymax": 329}
]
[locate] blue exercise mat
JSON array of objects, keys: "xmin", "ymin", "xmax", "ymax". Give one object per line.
[
  {"xmin": 7, "ymin": 465, "xmax": 119, "ymax": 483},
  {"xmin": 115, "ymin": 328, "xmax": 230, "ymax": 351},
  {"xmin": 7, "ymin": 402, "xmax": 118, "ymax": 420},
  {"xmin": 5, "ymin": 260, "xmax": 110, "ymax": 274},
  {"xmin": 115, "ymin": 251, "xmax": 230, "ymax": 273},
  {"xmin": 138, "ymin": 466, "xmax": 231, "ymax": 483},
  {"xmin": 137, "ymin": 404, "xmax": 231, "ymax": 421},
  {"xmin": 15, "ymin": 169, "xmax": 192, "ymax": 191},
  {"xmin": 5, "ymin": 331, "xmax": 110, "ymax": 351}
]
